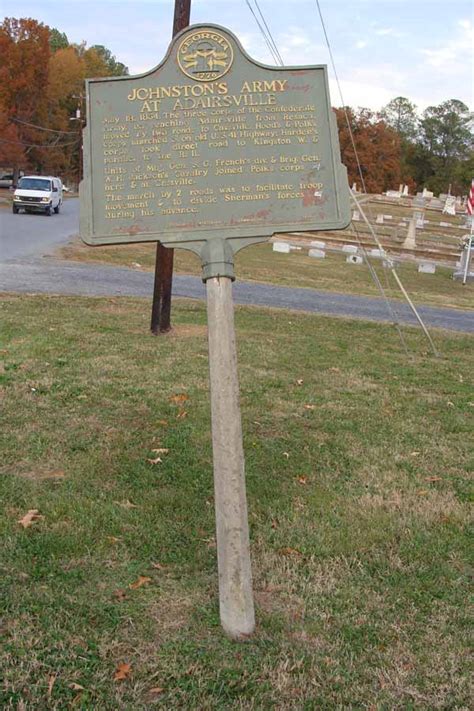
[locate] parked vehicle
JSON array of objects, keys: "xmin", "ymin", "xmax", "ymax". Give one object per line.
[{"xmin": 13, "ymin": 176, "xmax": 63, "ymax": 215}]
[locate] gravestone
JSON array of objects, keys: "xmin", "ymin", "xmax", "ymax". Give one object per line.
[
  {"xmin": 342, "ymin": 244, "xmax": 358, "ymax": 254},
  {"xmin": 402, "ymin": 219, "xmax": 417, "ymax": 250},
  {"xmin": 418, "ymin": 262, "xmax": 436, "ymax": 274},
  {"xmin": 402, "ymin": 185, "xmax": 409, "ymax": 196},
  {"xmin": 310, "ymin": 240, "xmax": 326, "ymax": 249},
  {"xmin": 346, "ymin": 254, "xmax": 363, "ymax": 265},
  {"xmin": 273, "ymin": 242, "xmax": 290, "ymax": 253},
  {"xmin": 308, "ymin": 248, "xmax": 325, "ymax": 258},
  {"xmin": 352, "ymin": 209, "xmax": 360, "ymax": 221},
  {"xmin": 443, "ymin": 196, "xmax": 457, "ymax": 215},
  {"xmin": 376, "ymin": 214, "xmax": 384, "ymax": 224}
]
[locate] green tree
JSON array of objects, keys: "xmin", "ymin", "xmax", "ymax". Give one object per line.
[
  {"xmin": 89, "ymin": 44, "xmax": 129, "ymax": 76},
  {"xmin": 49, "ymin": 27, "xmax": 69, "ymax": 52},
  {"xmin": 380, "ymin": 96, "xmax": 418, "ymax": 139}
]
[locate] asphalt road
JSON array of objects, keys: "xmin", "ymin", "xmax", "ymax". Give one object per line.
[
  {"xmin": 0, "ymin": 198, "xmax": 79, "ymax": 260},
  {"xmin": 1, "ymin": 198, "xmax": 473, "ymax": 333}
]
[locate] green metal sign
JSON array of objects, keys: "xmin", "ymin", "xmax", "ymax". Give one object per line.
[{"xmin": 80, "ymin": 24, "xmax": 350, "ymax": 279}]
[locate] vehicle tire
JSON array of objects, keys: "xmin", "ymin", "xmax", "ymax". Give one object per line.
[
  {"xmin": 54, "ymin": 203, "xmax": 60, "ymax": 214},
  {"xmin": 45, "ymin": 205, "xmax": 52, "ymax": 216},
  {"xmin": 12, "ymin": 204, "xmax": 18, "ymax": 214}
]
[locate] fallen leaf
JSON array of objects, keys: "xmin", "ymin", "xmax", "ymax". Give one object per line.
[
  {"xmin": 282, "ymin": 452, "xmax": 290, "ymax": 459},
  {"xmin": 115, "ymin": 500, "xmax": 138, "ymax": 509},
  {"xmin": 18, "ymin": 509, "xmax": 44, "ymax": 528},
  {"xmin": 418, "ymin": 490, "xmax": 429, "ymax": 496},
  {"xmin": 425, "ymin": 476, "xmax": 442, "ymax": 482},
  {"xmin": 176, "ymin": 410, "xmax": 188, "ymax": 419},
  {"xmin": 169, "ymin": 393, "xmax": 189, "ymax": 405},
  {"xmin": 304, "ymin": 404, "xmax": 315, "ymax": 410},
  {"xmin": 329, "ymin": 367, "xmax": 340, "ymax": 373},
  {"xmin": 47, "ymin": 674, "xmax": 56, "ymax": 698},
  {"xmin": 129, "ymin": 575, "xmax": 152, "ymax": 590},
  {"xmin": 279, "ymin": 547, "xmax": 302, "ymax": 557},
  {"xmin": 150, "ymin": 562, "xmax": 164, "ymax": 570},
  {"xmin": 147, "ymin": 457, "xmax": 162, "ymax": 465},
  {"xmin": 151, "ymin": 448, "xmax": 169, "ymax": 455},
  {"xmin": 447, "ymin": 401, "xmax": 454, "ymax": 407},
  {"xmin": 157, "ymin": 420, "xmax": 169, "ymax": 426},
  {"xmin": 114, "ymin": 663, "xmax": 132, "ymax": 682},
  {"xmin": 297, "ymin": 476, "xmax": 308, "ymax": 485},
  {"xmin": 410, "ymin": 451, "xmax": 420, "ymax": 457},
  {"xmin": 147, "ymin": 687, "xmax": 164, "ymax": 696},
  {"xmin": 296, "ymin": 379, "xmax": 304, "ymax": 386},
  {"xmin": 68, "ymin": 683, "xmax": 85, "ymax": 691},
  {"xmin": 271, "ymin": 519, "xmax": 278, "ymax": 529},
  {"xmin": 107, "ymin": 536, "xmax": 122, "ymax": 544},
  {"xmin": 112, "ymin": 589, "xmax": 127, "ymax": 601}
]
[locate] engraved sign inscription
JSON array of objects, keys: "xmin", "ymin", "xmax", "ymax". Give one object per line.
[{"xmin": 80, "ymin": 24, "xmax": 350, "ymax": 251}]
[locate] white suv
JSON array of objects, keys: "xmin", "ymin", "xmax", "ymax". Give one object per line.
[{"xmin": 13, "ymin": 176, "xmax": 63, "ymax": 216}]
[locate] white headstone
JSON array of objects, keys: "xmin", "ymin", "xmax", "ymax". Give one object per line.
[
  {"xmin": 422, "ymin": 188, "xmax": 434, "ymax": 198},
  {"xmin": 402, "ymin": 219, "xmax": 417, "ymax": 250},
  {"xmin": 386, "ymin": 190, "xmax": 401, "ymax": 198},
  {"xmin": 352, "ymin": 210, "xmax": 360, "ymax": 221},
  {"xmin": 399, "ymin": 184, "xmax": 403, "ymax": 193},
  {"xmin": 342, "ymin": 244, "xmax": 358, "ymax": 254},
  {"xmin": 346, "ymin": 254, "xmax": 363, "ymax": 265},
  {"xmin": 439, "ymin": 221, "xmax": 452, "ymax": 228},
  {"xmin": 443, "ymin": 196, "xmax": 457, "ymax": 216},
  {"xmin": 308, "ymin": 248, "xmax": 326, "ymax": 259},
  {"xmin": 352, "ymin": 182, "xmax": 357, "ymax": 193},
  {"xmin": 370, "ymin": 248, "xmax": 385, "ymax": 258},
  {"xmin": 383, "ymin": 214, "xmax": 393, "ymax": 220},
  {"xmin": 310, "ymin": 240, "xmax": 326, "ymax": 249},
  {"xmin": 273, "ymin": 242, "xmax": 290, "ymax": 253},
  {"xmin": 376, "ymin": 214, "xmax": 384, "ymax": 224},
  {"xmin": 418, "ymin": 263, "xmax": 436, "ymax": 274},
  {"xmin": 402, "ymin": 185, "xmax": 409, "ymax": 196},
  {"xmin": 290, "ymin": 246, "xmax": 302, "ymax": 251}
]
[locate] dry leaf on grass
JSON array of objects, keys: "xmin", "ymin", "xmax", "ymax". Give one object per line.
[
  {"xmin": 18, "ymin": 509, "xmax": 44, "ymax": 528},
  {"xmin": 112, "ymin": 589, "xmax": 127, "ymax": 601},
  {"xmin": 304, "ymin": 404, "xmax": 315, "ymax": 410},
  {"xmin": 279, "ymin": 547, "xmax": 302, "ymax": 557},
  {"xmin": 129, "ymin": 575, "xmax": 152, "ymax": 590},
  {"xmin": 147, "ymin": 687, "xmax": 165, "ymax": 697},
  {"xmin": 296, "ymin": 476, "xmax": 308, "ymax": 485},
  {"xmin": 296, "ymin": 379, "xmax": 304, "ymax": 386},
  {"xmin": 47, "ymin": 675, "xmax": 56, "ymax": 698},
  {"xmin": 157, "ymin": 419, "xmax": 169, "ymax": 426},
  {"xmin": 176, "ymin": 409, "xmax": 188, "ymax": 419},
  {"xmin": 282, "ymin": 452, "xmax": 290, "ymax": 459},
  {"xmin": 114, "ymin": 663, "xmax": 131, "ymax": 682},
  {"xmin": 151, "ymin": 448, "xmax": 169, "ymax": 455},
  {"xmin": 68, "ymin": 683, "xmax": 85, "ymax": 691},
  {"xmin": 115, "ymin": 500, "xmax": 138, "ymax": 509},
  {"xmin": 147, "ymin": 457, "xmax": 162, "ymax": 465},
  {"xmin": 150, "ymin": 562, "xmax": 164, "ymax": 570},
  {"xmin": 169, "ymin": 393, "xmax": 189, "ymax": 405},
  {"xmin": 425, "ymin": 476, "xmax": 443, "ymax": 482}
]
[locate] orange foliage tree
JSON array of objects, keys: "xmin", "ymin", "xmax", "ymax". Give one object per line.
[{"xmin": 335, "ymin": 107, "xmax": 402, "ymax": 193}]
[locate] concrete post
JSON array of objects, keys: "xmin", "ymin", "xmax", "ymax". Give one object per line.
[{"xmin": 206, "ymin": 276, "xmax": 255, "ymax": 638}]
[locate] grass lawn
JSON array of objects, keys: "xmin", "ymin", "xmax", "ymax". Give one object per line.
[
  {"xmin": 59, "ymin": 239, "xmax": 473, "ymax": 311},
  {"xmin": 1, "ymin": 294, "xmax": 472, "ymax": 709}
]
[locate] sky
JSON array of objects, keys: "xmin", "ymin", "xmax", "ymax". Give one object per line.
[{"xmin": 3, "ymin": 0, "xmax": 473, "ymax": 112}]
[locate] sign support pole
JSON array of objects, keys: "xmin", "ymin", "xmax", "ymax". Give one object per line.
[
  {"xmin": 206, "ymin": 274, "xmax": 255, "ymax": 638},
  {"xmin": 150, "ymin": 0, "xmax": 191, "ymax": 335}
]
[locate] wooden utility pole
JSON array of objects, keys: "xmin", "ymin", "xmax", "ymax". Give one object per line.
[{"xmin": 150, "ymin": 0, "xmax": 191, "ymax": 334}]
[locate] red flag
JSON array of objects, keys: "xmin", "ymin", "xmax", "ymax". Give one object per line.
[{"xmin": 467, "ymin": 179, "xmax": 474, "ymax": 215}]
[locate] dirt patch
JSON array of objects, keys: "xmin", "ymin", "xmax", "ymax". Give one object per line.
[{"xmin": 5, "ymin": 467, "xmax": 65, "ymax": 481}]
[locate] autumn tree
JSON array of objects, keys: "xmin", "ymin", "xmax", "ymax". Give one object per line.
[
  {"xmin": 89, "ymin": 44, "xmax": 128, "ymax": 76},
  {"xmin": 335, "ymin": 107, "xmax": 402, "ymax": 193},
  {"xmin": 0, "ymin": 17, "xmax": 51, "ymax": 182}
]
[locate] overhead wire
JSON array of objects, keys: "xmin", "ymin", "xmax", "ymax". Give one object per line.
[
  {"xmin": 253, "ymin": 0, "xmax": 285, "ymax": 65},
  {"xmin": 0, "ymin": 136, "xmax": 81, "ymax": 149},
  {"xmin": 313, "ymin": 0, "xmax": 439, "ymax": 356},
  {"xmin": 244, "ymin": 0, "xmax": 283, "ymax": 66},
  {"xmin": 11, "ymin": 117, "xmax": 77, "ymax": 135}
]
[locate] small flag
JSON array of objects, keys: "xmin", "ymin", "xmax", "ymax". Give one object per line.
[{"xmin": 467, "ymin": 179, "xmax": 474, "ymax": 216}]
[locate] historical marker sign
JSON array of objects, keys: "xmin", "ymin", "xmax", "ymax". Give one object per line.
[
  {"xmin": 80, "ymin": 23, "xmax": 350, "ymax": 276},
  {"xmin": 80, "ymin": 24, "xmax": 350, "ymax": 639}
]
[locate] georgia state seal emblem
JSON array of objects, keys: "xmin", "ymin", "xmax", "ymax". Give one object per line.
[{"xmin": 177, "ymin": 30, "xmax": 233, "ymax": 82}]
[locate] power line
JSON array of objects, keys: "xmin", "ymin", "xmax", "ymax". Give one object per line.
[
  {"xmin": 244, "ymin": 0, "xmax": 282, "ymax": 66},
  {"xmin": 253, "ymin": 0, "xmax": 284, "ymax": 65},
  {"xmin": 11, "ymin": 117, "xmax": 77, "ymax": 135},
  {"xmin": 0, "ymin": 136, "xmax": 81, "ymax": 149}
]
